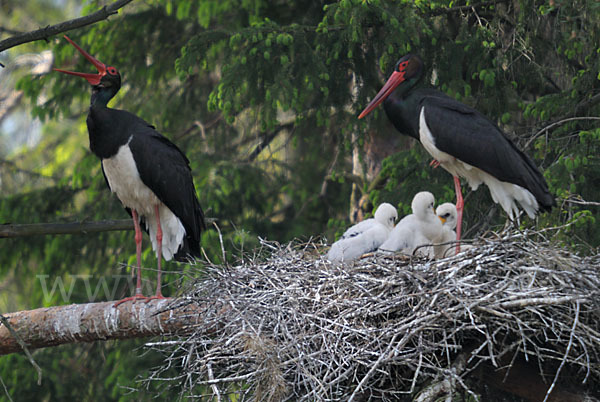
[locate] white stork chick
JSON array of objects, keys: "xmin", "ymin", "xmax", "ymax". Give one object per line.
[
  {"xmin": 327, "ymin": 203, "xmax": 398, "ymax": 263},
  {"xmin": 434, "ymin": 202, "xmax": 474, "ymax": 258},
  {"xmin": 378, "ymin": 191, "xmax": 442, "ymax": 257},
  {"xmin": 434, "ymin": 203, "xmax": 458, "ymax": 259}
]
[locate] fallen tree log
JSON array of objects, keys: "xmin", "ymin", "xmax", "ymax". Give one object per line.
[{"xmin": 0, "ymin": 298, "xmax": 206, "ymax": 355}]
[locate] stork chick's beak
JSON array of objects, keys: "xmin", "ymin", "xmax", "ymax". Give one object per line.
[
  {"xmin": 439, "ymin": 216, "xmax": 446, "ymax": 224},
  {"xmin": 54, "ymin": 35, "xmax": 106, "ymax": 85},
  {"xmin": 358, "ymin": 70, "xmax": 406, "ymax": 119}
]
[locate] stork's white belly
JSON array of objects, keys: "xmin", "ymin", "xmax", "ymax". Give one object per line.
[
  {"xmin": 102, "ymin": 141, "xmax": 160, "ymax": 212},
  {"xmin": 102, "ymin": 141, "xmax": 186, "ymax": 260},
  {"xmin": 418, "ymin": 108, "xmax": 539, "ymax": 219}
]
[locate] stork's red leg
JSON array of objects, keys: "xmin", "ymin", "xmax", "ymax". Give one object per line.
[
  {"xmin": 132, "ymin": 209, "xmax": 144, "ymax": 295},
  {"xmin": 146, "ymin": 205, "xmax": 166, "ymax": 301},
  {"xmin": 453, "ymin": 176, "xmax": 463, "ymax": 254},
  {"xmin": 114, "ymin": 209, "xmax": 148, "ymax": 306},
  {"xmin": 429, "ymin": 159, "xmax": 441, "ymax": 168}
]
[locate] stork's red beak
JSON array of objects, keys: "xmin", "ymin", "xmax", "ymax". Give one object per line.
[
  {"xmin": 358, "ymin": 70, "xmax": 406, "ymax": 119},
  {"xmin": 54, "ymin": 35, "xmax": 106, "ymax": 85}
]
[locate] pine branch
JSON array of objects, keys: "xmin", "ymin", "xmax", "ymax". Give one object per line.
[
  {"xmin": 427, "ymin": 0, "xmax": 506, "ymax": 16},
  {"xmin": 0, "ymin": 298, "xmax": 206, "ymax": 355},
  {"xmin": 0, "ymin": 0, "xmax": 134, "ymax": 53}
]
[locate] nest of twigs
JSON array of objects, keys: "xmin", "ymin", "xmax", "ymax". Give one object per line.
[{"xmin": 147, "ymin": 227, "xmax": 600, "ymax": 401}]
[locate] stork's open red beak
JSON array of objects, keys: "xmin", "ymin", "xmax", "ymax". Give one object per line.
[
  {"xmin": 54, "ymin": 35, "xmax": 106, "ymax": 85},
  {"xmin": 358, "ymin": 70, "xmax": 406, "ymax": 119}
]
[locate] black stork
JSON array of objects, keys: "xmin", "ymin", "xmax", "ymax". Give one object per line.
[
  {"xmin": 358, "ymin": 54, "xmax": 554, "ymax": 247},
  {"xmin": 55, "ymin": 35, "xmax": 205, "ymax": 304}
]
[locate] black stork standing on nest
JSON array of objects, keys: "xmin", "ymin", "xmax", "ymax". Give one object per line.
[
  {"xmin": 358, "ymin": 54, "xmax": 554, "ymax": 249},
  {"xmin": 55, "ymin": 35, "xmax": 205, "ymax": 304}
]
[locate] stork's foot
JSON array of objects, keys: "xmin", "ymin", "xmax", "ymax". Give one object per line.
[
  {"xmin": 429, "ymin": 159, "xmax": 440, "ymax": 168},
  {"xmin": 144, "ymin": 293, "xmax": 167, "ymax": 303},
  {"xmin": 113, "ymin": 293, "xmax": 149, "ymax": 307}
]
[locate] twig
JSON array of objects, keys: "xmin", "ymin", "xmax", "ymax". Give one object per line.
[
  {"xmin": 0, "ymin": 26, "xmax": 24, "ymax": 36},
  {"xmin": 564, "ymin": 196, "xmax": 600, "ymax": 207},
  {"xmin": 206, "ymin": 362, "xmax": 221, "ymax": 402},
  {"xmin": 542, "ymin": 301, "xmax": 580, "ymax": 402},
  {"xmin": 0, "ymin": 0, "xmax": 134, "ymax": 53},
  {"xmin": 0, "ymin": 157, "xmax": 60, "ymax": 181},
  {"xmin": 494, "ymin": 296, "xmax": 587, "ymax": 309},
  {"xmin": 247, "ymin": 123, "xmax": 294, "ymax": 162},
  {"xmin": 212, "ymin": 221, "xmax": 227, "ymax": 263},
  {"xmin": 347, "ymin": 333, "xmax": 399, "ymax": 402},
  {"xmin": 0, "ymin": 375, "xmax": 13, "ymax": 402},
  {"xmin": 0, "ymin": 314, "xmax": 42, "ymax": 385},
  {"xmin": 524, "ymin": 116, "xmax": 600, "ymax": 149}
]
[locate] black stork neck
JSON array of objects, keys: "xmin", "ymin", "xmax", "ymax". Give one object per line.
[
  {"xmin": 85, "ymin": 72, "xmax": 134, "ymax": 159},
  {"xmin": 382, "ymin": 72, "xmax": 424, "ymax": 140},
  {"xmin": 91, "ymin": 85, "xmax": 117, "ymax": 108},
  {"xmin": 90, "ymin": 72, "xmax": 121, "ymax": 108}
]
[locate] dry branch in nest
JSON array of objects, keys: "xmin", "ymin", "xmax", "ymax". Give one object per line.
[{"xmin": 147, "ymin": 228, "xmax": 600, "ymax": 401}]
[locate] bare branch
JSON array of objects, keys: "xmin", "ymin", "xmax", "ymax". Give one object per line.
[
  {"xmin": 564, "ymin": 195, "xmax": 600, "ymax": 207},
  {"xmin": 0, "ymin": 27, "xmax": 24, "ymax": 36},
  {"xmin": 0, "ymin": 375, "xmax": 13, "ymax": 402},
  {"xmin": 415, "ymin": 351, "xmax": 470, "ymax": 402},
  {"xmin": 524, "ymin": 116, "xmax": 600, "ymax": 149},
  {"xmin": 543, "ymin": 301, "xmax": 580, "ymax": 402},
  {"xmin": 0, "ymin": 298, "xmax": 209, "ymax": 355},
  {"xmin": 0, "ymin": 314, "xmax": 42, "ymax": 384},
  {"xmin": 0, "ymin": 157, "xmax": 60, "ymax": 181},
  {"xmin": 247, "ymin": 123, "xmax": 294, "ymax": 162},
  {"xmin": 0, "ymin": 217, "xmax": 216, "ymax": 238},
  {"xmin": 0, "ymin": 0, "xmax": 134, "ymax": 53},
  {"xmin": 0, "ymin": 91, "xmax": 23, "ymax": 123},
  {"xmin": 0, "ymin": 219, "xmax": 134, "ymax": 238}
]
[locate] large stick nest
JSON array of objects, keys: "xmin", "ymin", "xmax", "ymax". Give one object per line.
[{"xmin": 148, "ymin": 228, "xmax": 600, "ymax": 401}]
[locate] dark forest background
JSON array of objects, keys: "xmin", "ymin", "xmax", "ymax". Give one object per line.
[{"xmin": 1, "ymin": 0, "xmax": 599, "ymax": 399}]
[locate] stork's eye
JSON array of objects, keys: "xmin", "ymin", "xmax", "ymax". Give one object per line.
[
  {"xmin": 107, "ymin": 67, "xmax": 118, "ymax": 75},
  {"xmin": 398, "ymin": 61, "xmax": 409, "ymax": 71}
]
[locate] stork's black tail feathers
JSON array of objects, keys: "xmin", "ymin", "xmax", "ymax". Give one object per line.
[{"xmin": 174, "ymin": 197, "xmax": 205, "ymax": 262}]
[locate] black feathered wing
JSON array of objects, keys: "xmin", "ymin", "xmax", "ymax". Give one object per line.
[
  {"xmin": 126, "ymin": 123, "xmax": 205, "ymax": 261},
  {"xmin": 418, "ymin": 93, "xmax": 554, "ymax": 210}
]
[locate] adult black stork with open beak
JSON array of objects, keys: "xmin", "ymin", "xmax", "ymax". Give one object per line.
[
  {"xmin": 55, "ymin": 35, "xmax": 205, "ymax": 305},
  {"xmin": 359, "ymin": 54, "xmax": 554, "ymax": 251}
]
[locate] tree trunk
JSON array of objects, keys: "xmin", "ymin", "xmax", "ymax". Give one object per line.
[
  {"xmin": 0, "ymin": 298, "xmax": 204, "ymax": 355},
  {"xmin": 349, "ymin": 127, "xmax": 405, "ymax": 223}
]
